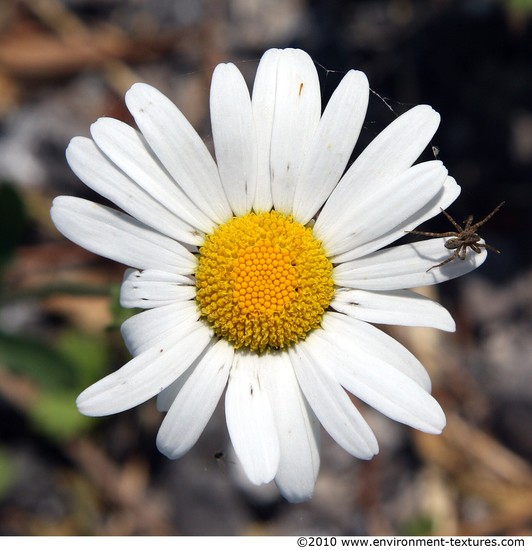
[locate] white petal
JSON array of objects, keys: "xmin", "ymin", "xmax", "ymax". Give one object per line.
[
  {"xmin": 251, "ymin": 48, "xmax": 280, "ymax": 212},
  {"xmin": 338, "ymin": 363, "xmax": 446, "ymax": 434},
  {"xmin": 315, "ymin": 321, "xmax": 445, "ymax": 433},
  {"xmin": 321, "ymin": 312, "xmax": 432, "ymax": 391},
  {"xmin": 331, "ymin": 175, "xmax": 461, "ymax": 263},
  {"xmin": 331, "ymin": 288, "xmax": 456, "ymax": 332},
  {"xmin": 210, "ymin": 63, "xmax": 257, "ymax": 216},
  {"xmin": 334, "ymin": 237, "xmax": 488, "ymax": 291},
  {"xmin": 315, "ymin": 105, "xmax": 441, "ymax": 242},
  {"xmin": 292, "ymin": 70, "xmax": 369, "ymax": 224},
  {"xmin": 323, "ymin": 160, "xmax": 448, "ymax": 256},
  {"xmin": 120, "ymin": 268, "xmax": 195, "ymax": 309},
  {"xmin": 225, "ymin": 352, "xmax": 280, "ymax": 485},
  {"xmin": 290, "ymin": 342, "xmax": 378, "ymax": 459},
  {"xmin": 402, "ymin": 175, "xmax": 461, "ymax": 232},
  {"xmin": 260, "ymin": 352, "xmax": 320, "ymax": 503},
  {"xmin": 125, "ymin": 83, "xmax": 232, "ymax": 223},
  {"xmin": 157, "ymin": 339, "xmax": 234, "ymax": 458},
  {"xmin": 76, "ymin": 323, "xmax": 212, "ymax": 416},
  {"xmin": 89, "ymin": 118, "xmax": 216, "ymax": 235},
  {"xmin": 51, "ymin": 196, "xmax": 196, "ymax": 273},
  {"xmin": 270, "ymin": 49, "xmax": 321, "ymax": 214},
  {"xmin": 66, "ymin": 137, "xmax": 204, "ymax": 245},
  {"xmin": 120, "ymin": 302, "xmax": 201, "ymax": 356}
]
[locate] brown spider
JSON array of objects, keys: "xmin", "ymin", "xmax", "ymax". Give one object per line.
[{"xmin": 408, "ymin": 201, "xmax": 505, "ymax": 271}]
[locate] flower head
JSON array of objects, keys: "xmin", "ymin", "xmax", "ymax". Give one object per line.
[{"xmin": 51, "ymin": 48, "xmax": 486, "ymax": 502}]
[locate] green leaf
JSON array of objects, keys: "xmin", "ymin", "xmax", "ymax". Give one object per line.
[
  {"xmin": 56, "ymin": 330, "xmax": 109, "ymax": 390},
  {"xmin": 0, "ymin": 329, "xmax": 109, "ymax": 395},
  {"xmin": 28, "ymin": 391, "xmax": 95, "ymax": 441},
  {"xmin": 0, "ymin": 331, "xmax": 78, "ymax": 391}
]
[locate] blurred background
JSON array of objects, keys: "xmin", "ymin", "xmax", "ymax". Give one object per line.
[{"xmin": 0, "ymin": 0, "xmax": 531, "ymax": 537}]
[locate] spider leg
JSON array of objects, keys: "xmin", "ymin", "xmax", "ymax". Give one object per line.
[
  {"xmin": 440, "ymin": 208, "xmax": 464, "ymax": 232},
  {"xmin": 462, "ymin": 215, "xmax": 474, "ymax": 230},
  {"xmin": 479, "ymin": 242, "xmax": 501, "ymax": 254},
  {"xmin": 470, "ymin": 201, "xmax": 505, "ymax": 231},
  {"xmin": 426, "ymin": 250, "xmax": 460, "ymax": 272},
  {"xmin": 458, "ymin": 245, "xmax": 468, "ymax": 260},
  {"xmin": 407, "ymin": 230, "xmax": 458, "ymax": 238}
]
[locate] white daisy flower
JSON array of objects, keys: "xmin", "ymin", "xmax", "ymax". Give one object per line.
[{"xmin": 51, "ymin": 48, "xmax": 486, "ymax": 503}]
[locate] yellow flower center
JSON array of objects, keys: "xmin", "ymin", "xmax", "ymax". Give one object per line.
[{"xmin": 195, "ymin": 211, "xmax": 334, "ymax": 353}]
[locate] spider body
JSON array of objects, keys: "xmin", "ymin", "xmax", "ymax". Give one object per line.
[{"xmin": 409, "ymin": 202, "xmax": 505, "ymax": 271}]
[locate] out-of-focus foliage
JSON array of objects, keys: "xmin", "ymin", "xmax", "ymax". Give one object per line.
[
  {"xmin": 506, "ymin": 0, "xmax": 532, "ymax": 15},
  {"xmin": 0, "ymin": 447, "xmax": 14, "ymax": 498},
  {"xmin": 26, "ymin": 330, "xmax": 109, "ymax": 441},
  {"xmin": 0, "ymin": 298, "xmax": 112, "ymax": 441},
  {"xmin": 0, "ymin": 331, "xmax": 80, "ymax": 391}
]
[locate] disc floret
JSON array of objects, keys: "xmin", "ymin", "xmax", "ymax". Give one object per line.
[{"xmin": 195, "ymin": 211, "xmax": 334, "ymax": 352}]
